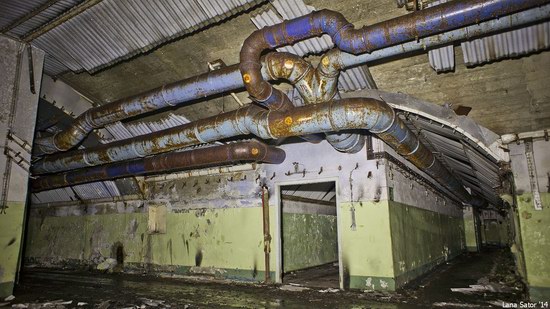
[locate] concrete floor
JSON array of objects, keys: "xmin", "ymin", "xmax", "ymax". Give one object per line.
[
  {"xmin": 4, "ymin": 249, "xmax": 526, "ymax": 308},
  {"xmin": 283, "ymin": 263, "xmax": 340, "ymax": 289}
]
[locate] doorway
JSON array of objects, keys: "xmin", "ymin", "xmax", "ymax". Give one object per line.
[{"xmin": 278, "ymin": 181, "xmax": 341, "ymax": 289}]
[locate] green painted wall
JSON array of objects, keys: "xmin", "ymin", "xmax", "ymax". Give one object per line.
[
  {"xmin": 339, "ymin": 201, "xmax": 395, "ymax": 290},
  {"xmin": 516, "ymin": 192, "xmax": 550, "ymax": 301},
  {"xmin": 0, "ymin": 202, "xmax": 26, "ymax": 297},
  {"xmin": 463, "ymin": 210, "xmax": 478, "ymax": 252},
  {"xmin": 25, "ymin": 207, "xmax": 274, "ymax": 281},
  {"xmin": 282, "ymin": 213, "xmax": 337, "ymax": 273},
  {"xmin": 388, "ymin": 201, "xmax": 465, "ymax": 288},
  {"xmin": 483, "ymin": 219, "xmax": 509, "ymax": 246}
]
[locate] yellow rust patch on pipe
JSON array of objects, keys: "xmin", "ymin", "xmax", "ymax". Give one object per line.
[
  {"xmin": 284, "ymin": 60, "xmax": 294, "ymax": 69},
  {"xmin": 243, "ymin": 74, "xmax": 251, "ymax": 84},
  {"xmin": 284, "ymin": 116, "xmax": 293, "ymax": 125},
  {"xmin": 251, "ymin": 147, "xmax": 259, "ymax": 156},
  {"xmin": 321, "ymin": 56, "xmax": 330, "ymax": 67}
]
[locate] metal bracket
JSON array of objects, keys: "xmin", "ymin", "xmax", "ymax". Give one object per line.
[{"xmin": 4, "ymin": 131, "xmax": 32, "ymax": 172}]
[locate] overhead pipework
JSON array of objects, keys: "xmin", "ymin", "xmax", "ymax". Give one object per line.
[
  {"xmin": 32, "ymin": 0, "xmax": 550, "ymax": 156},
  {"xmin": 31, "ymin": 140, "xmax": 285, "ymax": 192},
  {"xmin": 32, "ymin": 96, "xmax": 486, "ymax": 207},
  {"xmin": 238, "ymin": 0, "xmax": 550, "ymax": 109},
  {"xmin": 263, "ymin": 50, "xmax": 365, "ymax": 153}
]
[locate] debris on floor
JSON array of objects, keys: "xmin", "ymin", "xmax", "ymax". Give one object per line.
[
  {"xmin": 9, "ymin": 249, "xmax": 529, "ymax": 309},
  {"xmin": 318, "ymin": 288, "xmax": 339, "ymax": 293},
  {"xmin": 450, "ymin": 284, "xmax": 498, "ymax": 293},
  {"xmin": 279, "ymin": 284, "xmax": 310, "ymax": 292},
  {"xmin": 9, "ymin": 300, "xmax": 73, "ymax": 309},
  {"xmin": 96, "ymin": 258, "xmax": 118, "ymax": 271},
  {"xmin": 4, "ymin": 296, "xmax": 14, "ymax": 302},
  {"xmin": 432, "ymin": 302, "xmax": 484, "ymax": 307},
  {"xmin": 139, "ymin": 298, "xmax": 171, "ymax": 307}
]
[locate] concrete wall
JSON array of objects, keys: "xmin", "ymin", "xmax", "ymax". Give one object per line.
[
  {"xmin": 25, "ymin": 140, "xmax": 390, "ymax": 289},
  {"xmin": 509, "ymin": 136, "xmax": 550, "ymax": 301},
  {"xmin": 389, "ymin": 201, "xmax": 465, "ymax": 287},
  {"xmin": 26, "ymin": 170, "xmax": 273, "ymax": 281},
  {"xmin": 281, "ymin": 198, "xmax": 338, "ymax": 273},
  {"xmin": 384, "ymin": 155, "xmax": 465, "ymax": 289},
  {"xmin": 0, "ymin": 35, "xmax": 44, "ymax": 297},
  {"xmin": 25, "ymin": 137, "xmax": 469, "ymax": 291},
  {"xmin": 479, "ymin": 210, "xmax": 510, "ymax": 247}
]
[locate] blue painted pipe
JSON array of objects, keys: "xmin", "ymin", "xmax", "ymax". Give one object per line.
[
  {"xmin": 239, "ymin": 0, "xmax": 550, "ymax": 110},
  {"xmin": 34, "ymin": 3, "xmax": 550, "ymax": 156}
]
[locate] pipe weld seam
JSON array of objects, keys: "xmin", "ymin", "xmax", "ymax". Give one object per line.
[
  {"xmin": 50, "ymin": 133, "xmax": 64, "ymax": 152},
  {"xmin": 255, "ymin": 86, "xmax": 274, "ymax": 103},
  {"xmin": 263, "ymin": 111, "xmax": 276, "ymax": 139},
  {"xmin": 294, "ymin": 65, "xmax": 312, "ymax": 84},
  {"xmin": 83, "ymin": 152, "xmax": 94, "ymax": 167},
  {"xmin": 161, "ymin": 84, "xmax": 175, "ymax": 107},
  {"xmin": 132, "ymin": 142, "xmax": 146, "ymax": 158},
  {"xmin": 426, "ymin": 156, "xmax": 437, "ymax": 169},
  {"xmin": 369, "ymin": 107, "xmax": 396, "ymax": 134},
  {"xmin": 194, "ymin": 124, "xmax": 207, "ymax": 144},
  {"xmin": 327, "ymin": 101, "xmax": 338, "ymax": 131},
  {"xmin": 403, "ymin": 139, "xmax": 421, "ymax": 156}
]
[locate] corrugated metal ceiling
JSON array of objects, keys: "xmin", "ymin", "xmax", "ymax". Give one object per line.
[
  {"xmin": 1, "ymin": 0, "xmax": 265, "ymax": 76},
  {"xmin": 461, "ymin": 21, "xmax": 550, "ymax": 67},
  {"xmin": 400, "ymin": 109, "xmax": 503, "ymax": 206}
]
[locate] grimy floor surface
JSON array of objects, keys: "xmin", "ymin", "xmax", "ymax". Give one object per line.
[{"xmin": 3, "ymin": 249, "xmax": 527, "ymax": 308}]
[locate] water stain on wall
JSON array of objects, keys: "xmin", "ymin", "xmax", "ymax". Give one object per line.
[
  {"xmin": 195, "ymin": 250, "xmax": 203, "ymax": 267},
  {"xmin": 6, "ymin": 238, "xmax": 16, "ymax": 247}
]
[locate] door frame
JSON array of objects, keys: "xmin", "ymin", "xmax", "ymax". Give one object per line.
[{"xmin": 274, "ymin": 177, "xmax": 343, "ymax": 289}]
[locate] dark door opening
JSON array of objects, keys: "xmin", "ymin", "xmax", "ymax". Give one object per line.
[{"xmin": 280, "ymin": 181, "xmax": 339, "ymax": 289}]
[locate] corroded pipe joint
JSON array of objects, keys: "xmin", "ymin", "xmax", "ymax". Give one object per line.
[
  {"xmin": 325, "ymin": 133, "xmax": 365, "ymax": 153},
  {"xmin": 231, "ymin": 140, "xmax": 286, "ymax": 164},
  {"xmin": 318, "ymin": 49, "xmax": 344, "ymax": 78},
  {"xmin": 264, "ymin": 53, "xmax": 312, "ymax": 83}
]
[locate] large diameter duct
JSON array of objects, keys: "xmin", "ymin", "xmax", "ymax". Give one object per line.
[
  {"xmin": 31, "ymin": 140, "xmax": 285, "ymax": 192},
  {"xmin": 34, "ymin": 65, "xmax": 244, "ymax": 155},
  {"xmin": 34, "ymin": 3, "xmax": 550, "ymax": 156},
  {"xmin": 32, "ymin": 97, "xmax": 484, "ymax": 206},
  {"xmin": 239, "ymin": 0, "xmax": 550, "ymax": 110},
  {"xmin": 263, "ymin": 51, "xmax": 365, "ymax": 153}
]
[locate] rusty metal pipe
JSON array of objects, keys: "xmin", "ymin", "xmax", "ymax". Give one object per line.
[
  {"xmin": 239, "ymin": 0, "xmax": 550, "ymax": 110},
  {"xmin": 34, "ymin": 64, "xmax": 246, "ymax": 155},
  {"xmin": 261, "ymin": 185, "xmax": 272, "ymax": 283},
  {"xmin": 31, "ymin": 140, "xmax": 285, "ymax": 192},
  {"xmin": 32, "ymin": 97, "xmax": 484, "ymax": 206},
  {"xmin": 34, "ymin": 3, "xmax": 549, "ymax": 156},
  {"xmin": 263, "ymin": 51, "xmax": 365, "ymax": 153}
]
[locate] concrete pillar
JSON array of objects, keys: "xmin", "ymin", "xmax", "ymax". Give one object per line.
[
  {"xmin": 509, "ymin": 136, "xmax": 550, "ymax": 302},
  {"xmin": 0, "ymin": 36, "xmax": 44, "ymax": 297}
]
